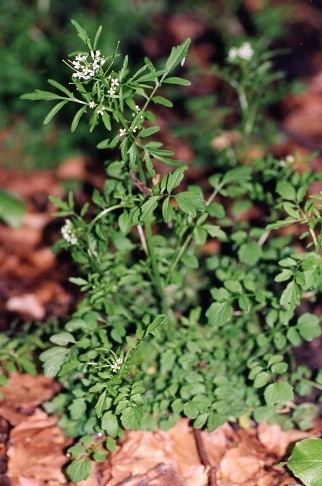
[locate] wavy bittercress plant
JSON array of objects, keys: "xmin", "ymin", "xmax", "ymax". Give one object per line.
[{"xmin": 16, "ymin": 21, "xmax": 322, "ymax": 482}]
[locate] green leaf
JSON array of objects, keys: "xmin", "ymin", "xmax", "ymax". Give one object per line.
[
  {"xmin": 203, "ymin": 224, "xmax": 226, "ymax": 240},
  {"xmin": 193, "ymin": 226, "xmax": 207, "ymax": 245},
  {"xmin": 71, "ymin": 106, "xmax": 87, "ymax": 132},
  {"xmin": 207, "ymin": 202, "xmax": 225, "ymax": 218},
  {"xmin": 69, "ymin": 398, "xmax": 86, "ymax": 420},
  {"xmin": 69, "ymin": 278, "xmax": 88, "ymax": 287},
  {"xmin": 238, "ymin": 242, "xmax": 262, "ymax": 265},
  {"xmin": 93, "ymin": 25, "xmax": 103, "ymax": 49},
  {"xmin": 105, "ymin": 437, "xmax": 117, "ymax": 451},
  {"xmin": 297, "ymin": 313, "xmax": 321, "ymax": 341},
  {"xmin": 71, "ymin": 19, "xmax": 89, "ymax": 46},
  {"xmin": 206, "ymin": 301, "xmax": 232, "ymax": 327},
  {"xmin": 254, "ymin": 371, "xmax": 270, "ymax": 389},
  {"xmin": 280, "ymin": 280, "xmax": 300, "ymax": 309},
  {"xmin": 92, "ymin": 449, "xmax": 107, "ymax": 462},
  {"xmin": 21, "ymin": 90, "xmax": 63, "ymax": 101},
  {"xmin": 279, "ymin": 257, "xmax": 297, "ymax": 267},
  {"xmin": 0, "ymin": 190, "xmax": 25, "ymax": 228},
  {"xmin": 140, "ymin": 196, "xmax": 159, "ymax": 220},
  {"xmin": 162, "ymin": 197, "xmax": 175, "ymax": 222},
  {"xmin": 274, "ymin": 269, "xmax": 293, "ymax": 282},
  {"xmin": 146, "ymin": 315, "xmax": 168, "ymax": 336},
  {"xmin": 48, "ymin": 79, "xmax": 73, "ymax": 97},
  {"xmin": 66, "ymin": 459, "xmax": 91, "ymax": 482},
  {"xmin": 121, "ymin": 406, "xmax": 143, "ymax": 429},
  {"xmin": 264, "ymin": 382, "xmax": 294, "ymax": 406},
  {"xmin": 164, "ymin": 76, "xmax": 191, "ymax": 86},
  {"xmin": 44, "ymin": 100, "xmax": 68, "ymax": 125},
  {"xmin": 164, "ymin": 39, "xmax": 191, "ymax": 74},
  {"xmin": 101, "ymin": 411, "xmax": 119, "ymax": 437},
  {"xmin": 207, "ymin": 412, "xmax": 226, "ymax": 432},
  {"xmin": 139, "ymin": 126, "xmax": 160, "ymax": 137},
  {"xmin": 166, "ymin": 166, "xmax": 186, "ymax": 193},
  {"xmin": 182, "ymin": 255, "xmax": 199, "ymax": 269},
  {"xmin": 95, "ymin": 390, "xmax": 109, "ymax": 418},
  {"xmin": 50, "ymin": 332, "xmax": 75, "ymax": 346},
  {"xmin": 175, "ymin": 191, "xmax": 205, "ymax": 216},
  {"xmin": 183, "ymin": 402, "xmax": 199, "ymax": 419},
  {"xmin": 152, "ymin": 96, "xmax": 173, "ymax": 107},
  {"xmin": 39, "ymin": 347, "xmax": 69, "ymax": 377},
  {"xmin": 288, "ymin": 438, "xmax": 322, "ymax": 486},
  {"xmin": 102, "ymin": 112, "xmax": 111, "ymax": 131},
  {"xmin": 276, "ymin": 180, "xmax": 296, "ymax": 201},
  {"xmin": 222, "ymin": 166, "xmax": 252, "ymax": 184},
  {"xmin": 287, "ymin": 327, "xmax": 301, "ymax": 346},
  {"xmin": 119, "ymin": 211, "xmax": 131, "ymax": 234}
]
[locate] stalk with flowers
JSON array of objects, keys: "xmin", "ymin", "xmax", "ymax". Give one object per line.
[{"xmin": 18, "ymin": 21, "xmax": 322, "ymax": 482}]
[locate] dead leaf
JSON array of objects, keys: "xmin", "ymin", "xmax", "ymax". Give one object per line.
[
  {"xmin": 7, "ymin": 409, "xmax": 72, "ymax": 486},
  {"xmin": 169, "ymin": 420, "xmax": 207, "ymax": 486},
  {"xmin": 0, "ymin": 374, "xmax": 58, "ymax": 412},
  {"xmin": 257, "ymin": 423, "xmax": 310, "ymax": 457},
  {"xmin": 219, "ymin": 445, "xmax": 263, "ymax": 483},
  {"xmin": 6, "ymin": 294, "xmax": 45, "ymax": 320},
  {"xmin": 211, "ymin": 131, "xmax": 241, "ymax": 150}
]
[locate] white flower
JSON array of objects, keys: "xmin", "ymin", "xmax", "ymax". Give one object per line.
[
  {"xmin": 286, "ymin": 155, "xmax": 295, "ymax": 164},
  {"xmin": 88, "ymin": 101, "xmax": 96, "ymax": 109},
  {"xmin": 110, "ymin": 356, "xmax": 123, "ymax": 373},
  {"xmin": 132, "ymin": 126, "xmax": 138, "ymax": 133},
  {"xmin": 135, "ymin": 105, "xmax": 140, "ymax": 112},
  {"xmin": 228, "ymin": 47, "xmax": 239, "ymax": 62},
  {"xmin": 228, "ymin": 42, "xmax": 254, "ymax": 62},
  {"xmin": 119, "ymin": 128, "xmax": 127, "ymax": 137},
  {"xmin": 97, "ymin": 106, "xmax": 106, "ymax": 115},
  {"xmin": 111, "ymin": 78, "xmax": 120, "ymax": 86},
  {"xmin": 108, "ymin": 87, "xmax": 116, "ymax": 96},
  {"xmin": 70, "ymin": 50, "xmax": 105, "ymax": 81},
  {"xmin": 61, "ymin": 219, "xmax": 78, "ymax": 245}
]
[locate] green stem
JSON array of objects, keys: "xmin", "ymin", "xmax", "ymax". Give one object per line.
[
  {"xmin": 144, "ymin": 220, "xmax": 169, "ymax": 316},
  {"xmin": 167, "ymin": 184, "xmax": 223, "ymax": 281},
  {"xmin": 89, "ymin": 204, "xmax": 123, "ymax": 230},
  {"xmin": 303, "ymin": 379, "xmax": 322, "ymax": 392}
]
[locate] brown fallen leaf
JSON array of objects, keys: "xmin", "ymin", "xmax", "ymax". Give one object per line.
[
  {"xmin": 57, "ymin": 156, "xmax": 87, "ymax": 181},
  {"xmin": 211, "ymin": 131, "xmax": 241, "ymax": 150},
  {"xmin": 169, "ymin": 420, "xmax": 207, "ymax": 486},
  {"xmin": 6, "ymin": 294, "xmax": 45, "ymax": 320},
  {"xmin": 7, "ymin": 409, "xmax": 72, "ymax": 486},
  {"xmin": 0, "ymin": 374, "xmax": 58, "ymax": 413},
  {"xmin": 219, "ymin": 445, "xmax": 264, "ymax": 483},
  {"xmin": 257, "ymin": 422, "xmax": 311, "ymax": 457},
  {"xmin": 104, "ymin": 420, "xmax": 207, "ymax": 486}
]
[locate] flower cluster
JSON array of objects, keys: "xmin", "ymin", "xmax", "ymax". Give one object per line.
[
  {"xmin": 228, "ymin": 42, "xmax": 254, "ymax": 62},
  {"xmin": 71, "ymin": 50, "xmax": 105, "ymax": 81},
  {"xmin": 108, "ymin": 77, "xmax": 120, "ymax": 96},
  {"xmin": 110, "ymin": 356, "xmax": 123, "ymax": 373},
  {"xmin": 61, "ymin": 219, "xmax": 78, "ymax": 245},
  {"xmin": 97, "ymin": 106, "xmax": 106, "ymax": 116}
]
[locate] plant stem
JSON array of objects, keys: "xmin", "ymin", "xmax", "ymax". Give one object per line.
[
  {"xmin": 303, "ymin": 379, "xmax": 322, "ymax": 392},
  {"xmin": 193, "ymin": 428, "xmax": 217, "ymax": 486},
  {"xmin": 167, "ymin": 184, "xmax": 222, "ymax": 281},
  {"xmin": 89, "ymin": 204, "xmax": 123, "ymax": 229},
  {"xmin": 299, "ymin": 209, "xmax": 319, "ymax": 249},
  {"xmin": 144, "ymin": 220, "xmax": 170, "ymax": 320},
  {"xmin": 169, "ymin": 233, "xmax": 192, "ymax": 275}
]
